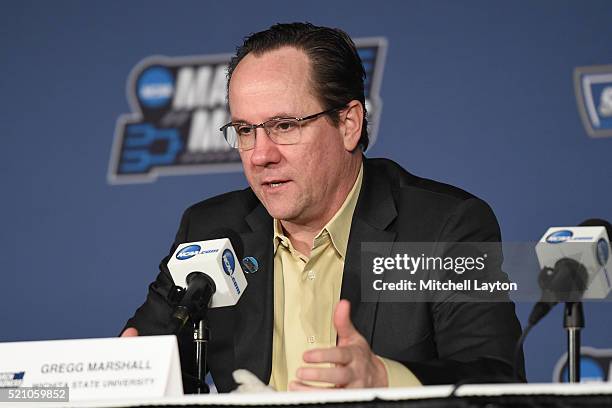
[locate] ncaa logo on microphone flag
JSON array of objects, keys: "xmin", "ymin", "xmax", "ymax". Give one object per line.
[
  {"xmin": 222, "ymin": 249, "xmax": 235, "ymax": 276},
  {"xmin": 546, "ymin": 230, "xmax": 573, "ymax": 244},
  {"xmin": 108, "ymin": 38, "xmax": 387, "ymax": 184},
  {"xmin": 574, "ymin": 64, "xmax": 612, "ymax": 138},
  {"xmin": 176, "ymin": 244, "xmax": 201, "ymax": 260}
]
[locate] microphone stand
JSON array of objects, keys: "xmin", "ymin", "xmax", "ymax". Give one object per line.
[
  {"xmin": 193, "ymin": 318, "xmax": 210, "ymax": 394},
  {"xmin": 564, "ymin": 302, "xmax": 584, "ymax": 383},
  {"xmin": 535, "ymin": 259, "xmax": 588, "ymax": 383},
  {"xmin": 171, "ymin": 273, "xmax": 216, "ymax": 394}
]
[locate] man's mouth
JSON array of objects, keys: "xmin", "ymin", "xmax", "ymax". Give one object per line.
[{"xmin": 263, "ymin": 180, "xmax": 290, "ymax": 189}]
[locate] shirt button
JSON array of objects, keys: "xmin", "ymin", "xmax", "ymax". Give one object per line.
[
  {"xmin": 307, "ymin": 270, "xmax": 316, "ymax": 280},
  {"xmin": 307, "ymin": 335, "xmax": 316, "ymax": 344}
]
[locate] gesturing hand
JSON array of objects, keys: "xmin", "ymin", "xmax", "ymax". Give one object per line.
[{"xmin": 289, "ymin": 299, "xmax": 388, "ymax": 390}]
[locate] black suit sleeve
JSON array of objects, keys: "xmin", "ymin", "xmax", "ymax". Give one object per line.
[
  {"xmin": 403, "ymin": 198, "xmax": 526, "ymax": 384},
  {"xmin": 123, "ymin": 207, "xmax": 191, "ymax": 335}
]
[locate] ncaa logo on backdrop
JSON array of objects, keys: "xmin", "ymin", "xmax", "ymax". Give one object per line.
[
  {"xmin": 108, "ymin": 38, "xmax": 387, "ymax": 184},
  {"xmin": 574, "ymin": 64, "xmax": 612, "ymax": 138}
]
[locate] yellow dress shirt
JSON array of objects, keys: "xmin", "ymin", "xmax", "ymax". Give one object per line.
[{"xmin": 268, "ymin": 164, "xmax": 421, "ymax": 391}]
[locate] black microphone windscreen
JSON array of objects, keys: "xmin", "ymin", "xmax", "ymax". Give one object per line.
[{"xmin": 579, "ymin": 218, "xmax": 612, "ymax": 240}]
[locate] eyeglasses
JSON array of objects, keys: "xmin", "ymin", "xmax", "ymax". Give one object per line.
[{"xmin": 219, "ymin": 105, "xmax": 346, "ymax": 151}]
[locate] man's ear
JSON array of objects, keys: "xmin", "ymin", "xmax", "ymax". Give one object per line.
[{"xmin": 340, "ymin": 100, "xmax": 364, "ymax": 151}]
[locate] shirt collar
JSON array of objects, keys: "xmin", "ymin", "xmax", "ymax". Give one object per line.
[{"xmin": 273, "ymin": 163, "xmax": 363, "ymax": 259}]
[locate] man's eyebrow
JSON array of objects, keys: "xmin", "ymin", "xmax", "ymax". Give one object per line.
[{"xmin": 230, "ymin": 112, "xmax": 299, "ymax": 123}]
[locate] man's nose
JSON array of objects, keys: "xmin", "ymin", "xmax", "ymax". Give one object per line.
[{"xmin": 249, "ymin": 127, "xmax": 281, "ymax": 166}]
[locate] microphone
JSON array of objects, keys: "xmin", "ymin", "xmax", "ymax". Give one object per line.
[
  {"xmin": 171, "ymin": 273, "xmax": 217, "ymax": 330},
  {"xmin": 529, "ymin": 219, "xmax": 611, "ymax": 325},
  {"xmin": 514, "ymin": 219, "xmax": 612, "ymax": 381},
  {"xmin": 167, "ymin": 229, "xmax": 248, "ymax": 332}
]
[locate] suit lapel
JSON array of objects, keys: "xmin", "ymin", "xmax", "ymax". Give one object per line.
[
  {"xmin": 341, "ymin": 160, "xmax": 397, "ymax": 344},
  {"xmin": 233, "ymin": 203, "xmax": 274, "ymax": 383}
]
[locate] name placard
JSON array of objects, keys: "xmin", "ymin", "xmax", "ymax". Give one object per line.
[{"xmin": 0, "ymin": 335, "xmax": 183, "ymax": 401}]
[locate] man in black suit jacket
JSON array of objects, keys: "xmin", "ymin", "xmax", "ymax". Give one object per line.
[{"xmin": 123, "ymin": 22, "xmax": 524, "ymax": 392}]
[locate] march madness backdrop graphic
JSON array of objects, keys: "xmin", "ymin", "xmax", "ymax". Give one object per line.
[
  {"xmin": 574, "ymin": 64, "xmax": 612, "ymax": 139},
  {"xmin": 108, "ymin": 38, "xmax": 387, "ymax": 184}
]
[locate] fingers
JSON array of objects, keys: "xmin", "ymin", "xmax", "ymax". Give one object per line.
[
  {"xmin": 303, "ymin": 347, "xmax": 352, "ymax": 365},
  {"xmin": 288, "ymin": 380, "xmax": 337, "ymax": 391},
  {"xmin": 288, "ymin": 381, "xmax": 323, "ymax": 391},
  {"xmin": 120, "ymin": 327, "xmax": 139, "ymax": 337},
  {"xmin": 297, "ymin": 366, "xmax": 352, "ymax": 386},
  {"xmin": 333, "ymin": 299, "xmax": 357, "ymax": 342},
  {"xmin": 290, "ymin": 300, "xmax": 387, "ymax": 391}
]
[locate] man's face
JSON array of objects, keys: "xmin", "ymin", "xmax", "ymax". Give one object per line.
[{"xmin": 228, "ymin": 47, "xmax": 356, "ymax": 227}]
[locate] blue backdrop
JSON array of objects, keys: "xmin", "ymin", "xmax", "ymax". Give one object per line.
[{"xmin": 1, "ymin": 0, "xmax": 611, "ymax": 383}]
